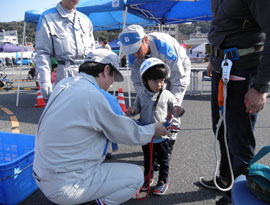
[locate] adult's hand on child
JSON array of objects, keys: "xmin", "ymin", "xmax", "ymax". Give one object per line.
[
  {"xmin": 125, "ymin": 106, "xmax": 135, "ymax": 115},
  {"xmin": 154, "ymin": 122, "xmax": 171, "ymax": 138}
]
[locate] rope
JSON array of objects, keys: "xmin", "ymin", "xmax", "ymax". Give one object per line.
[{"xmin": 136, "ymin": 137, "xmax": 154, "ymax": 200}]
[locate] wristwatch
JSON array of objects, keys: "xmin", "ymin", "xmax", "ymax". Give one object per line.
[{"xmin": 251, "ymin": 83, "xmax": 269, "ymax": 93}]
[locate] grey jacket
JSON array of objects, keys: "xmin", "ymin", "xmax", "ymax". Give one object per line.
[
  {"xmin": 33, "ymin": 73, "xmax": 155, "ymax": 182},
  {"xmin": 34, "ymin": 3, "xmax": 95, "ymax": 85}
]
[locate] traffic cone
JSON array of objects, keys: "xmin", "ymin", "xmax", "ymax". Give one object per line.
[
  {"xmin": 117, "ymin": 88, "xmax": 127, "ymax": 113},
  {"xmin": 33, "ymin": 90, "xmax": 46, "ymax": 108}
]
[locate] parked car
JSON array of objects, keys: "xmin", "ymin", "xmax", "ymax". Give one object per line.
[{"xmin": 15, "ymin": 58, "xmax": 33, "ymax": 65}]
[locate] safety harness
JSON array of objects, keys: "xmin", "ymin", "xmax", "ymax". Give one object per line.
[{"xmin": 213, "ymin": 55, "xmax": 235, "ymax": 192}]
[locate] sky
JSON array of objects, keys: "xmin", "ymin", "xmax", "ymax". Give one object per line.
[{"xmin": 0, "ymin": 0, "xmax": 60, "ymax": 22}]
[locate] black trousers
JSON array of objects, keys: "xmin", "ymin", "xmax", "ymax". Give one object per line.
[
  {"xmin": 210, "ymin": 55, "xmax": 257, "ymax": 181},
  {"xmin": 142, "ymin": 139, "xmax": 170, "ymax": 183}
]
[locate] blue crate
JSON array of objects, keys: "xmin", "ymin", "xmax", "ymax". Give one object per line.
[{"xmin": 0, "ymin": 132, "xmax": 37, "ymax": 205}]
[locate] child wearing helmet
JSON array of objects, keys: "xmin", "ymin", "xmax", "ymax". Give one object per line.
[{"xmin": 126, "ymin": 57, "xmax": 185, "ymax": 195}]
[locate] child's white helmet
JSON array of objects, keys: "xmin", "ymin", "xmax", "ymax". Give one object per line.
[{"xmin": 140, "ymin": 57, "xmax": 170, "ymax": 78}]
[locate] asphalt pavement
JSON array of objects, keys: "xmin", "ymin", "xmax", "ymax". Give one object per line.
[{"xmin": 0, "ymin": 66, "xmax": 270, "ymax": 205}]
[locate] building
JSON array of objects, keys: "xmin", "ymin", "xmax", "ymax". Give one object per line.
[
  {"xmin": 0, "ymin": 30, "xmax": 18, "ymax": 44},
  {"xmin": 143, "ymin": 24, "xmax": 179, "ymax": 40},
  {"xmin": 182, "ymin": 31, "xmax": 208, "ymax": 48}
]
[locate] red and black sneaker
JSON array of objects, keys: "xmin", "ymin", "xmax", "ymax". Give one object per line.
[{"xmin": 153, "ymin": 180, "xmax": 168, "ymax": 195}]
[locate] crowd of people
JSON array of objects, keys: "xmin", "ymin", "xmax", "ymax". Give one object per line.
[{"xmin": 30, "ymin": 0, "xmax": 270, "ymax": 205}]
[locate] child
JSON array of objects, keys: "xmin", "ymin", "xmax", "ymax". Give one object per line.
[
  {"xmin": 50, "ymin": 57, "xmax": 58, "ymax": 86},
  {"xmin": 51, "ymin": 63, "xmax": 58, "ymax": 86},
  {"xmin": 126, "ymin": 57, "xmax": 184, "ymax": 195}
]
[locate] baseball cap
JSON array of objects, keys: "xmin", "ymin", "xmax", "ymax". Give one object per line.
[
  {"xmin": 85, "ymin": 49, "xmax": 124, "ymax": 82},
  {"xmin": 140, "ymin": 57, "xmax": 170, "ymax": 78},
  {"xmin": 118, "ymin": 25, "xmax": 146, "ymax": 55}
]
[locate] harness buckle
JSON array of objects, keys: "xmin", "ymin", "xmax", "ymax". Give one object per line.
[{"xmin": 224, "ymin": 48, "xmax": 239, "ymax": 61}]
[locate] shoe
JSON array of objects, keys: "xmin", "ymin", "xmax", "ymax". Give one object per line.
[
  {"xmin": 96, "ymin": 198, "xmax": 106, "ymax": 205},
  {"xmin": 199, "ymin": 177, "xmax": 228, "ymax": 190},
  {"xmin": 153, "ymin": 180, "xmax": 168, "ymax": 195},
  {"xmin": 141, "ymin": 178, "xmax": 154, "ymax": 191},
  {"xmin": 216, "ymin": 196, "xmax": 232, "ymax": 205}
]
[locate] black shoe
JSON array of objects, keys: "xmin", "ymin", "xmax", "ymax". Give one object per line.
[
  {"xmin": 216, "ymin": 196, "xmax": 232, "ymax": 205},
  {"xmin": 199, "ymin": 177, "xmax": 228, "ymax": 190}
]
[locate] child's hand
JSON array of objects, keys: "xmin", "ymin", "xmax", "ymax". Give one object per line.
[
  {"xmin": 174, "ymin": 105, "xmax": 185, "ymax": 117},
  {"xmin": 125, "ymin": 106, "xmax": 135, "ymax": 115}
]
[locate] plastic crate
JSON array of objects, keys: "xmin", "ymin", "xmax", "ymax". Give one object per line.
[{"xmin": 0, "ymin": 132, "xmax": 37, "ymax": 204}]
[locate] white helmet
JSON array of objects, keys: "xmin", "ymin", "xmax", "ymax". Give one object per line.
[{"xmin": 140, "ymin": 57, "xmax": 170, "ymax": 78}]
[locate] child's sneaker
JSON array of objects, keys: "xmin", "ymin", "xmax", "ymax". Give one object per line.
[
  {"xmin": 140, "ymin": 178, "xmax": 154, "ymax": 191},
  {"xmin": 153, "ymin": 180, "xmax": 168, "ymax": 195}
]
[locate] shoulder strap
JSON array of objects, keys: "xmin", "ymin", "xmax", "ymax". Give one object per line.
[{"xmin": 249, "ymin": 145, "xmax": 270, "ymax": 165}]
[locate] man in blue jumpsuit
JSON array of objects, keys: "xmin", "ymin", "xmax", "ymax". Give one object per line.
[{"xmin": 199, "ymin": 0, "xmax": 270, "ymax": 204}]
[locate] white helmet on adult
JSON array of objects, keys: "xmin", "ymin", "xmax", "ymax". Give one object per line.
[{"xmin": 140, "ymin": 57, "xmax": 170, "ymax": 78}]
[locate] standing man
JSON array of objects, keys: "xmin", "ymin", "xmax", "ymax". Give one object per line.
[
  {"xmin": 33, "ymin": 49, "xmax": 169, "ymax": 205},
  {"xmin": 34, "ymin": 0, "xmax": 95, "ymax": 100},
  {"xmin": 199, "ymin": 1, "xmax": 270, "ymax": 204},
  {"xmin": 118, "ymin": 24, "xmax": 191, "ymax": 151}
]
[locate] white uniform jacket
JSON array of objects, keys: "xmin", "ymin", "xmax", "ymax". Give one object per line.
[
  {"xmin": 33, "ymin": 73, "xmax": 154, "ymax": 182},
  {"xmin": 34, "ymin": 3, "xmax": 95, "ymax": 85},
  {"xmin": 128, "ymin": 32, "xmax": 191, "ymax": 105}
]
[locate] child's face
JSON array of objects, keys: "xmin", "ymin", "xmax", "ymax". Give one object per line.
[{"xmin": 147, "ymin": 79, "xmax": 165, "ymax": 93}]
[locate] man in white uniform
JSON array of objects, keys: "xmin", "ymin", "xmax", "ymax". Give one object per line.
[
  {"xmin": 33, "ymin": 49, "xmax": 169, "ymax": 205},
  {"xmin": 34, "ymin": 0, "xmax": 95, "ymax": 100}
]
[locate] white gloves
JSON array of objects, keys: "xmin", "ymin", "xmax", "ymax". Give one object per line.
[{"xmin": 40, "ymin": 82, "xmax": 52, "ymax": 100}]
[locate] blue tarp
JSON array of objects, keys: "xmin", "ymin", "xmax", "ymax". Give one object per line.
[
  {"xmin": 0, "ymin": 43, "xmax": 27, "ymax": 52},
  {"xmin": 25, "ymin": 0, "xmax": 211, "ymax": 29},
  {"xmin": 24, "ymin": 1, "xmax": 157, "ymax": 30},
  {"xmin": 76, "ymin": 0, "xmax": 212, "ymax": 24},
  {"xmin": 109, "ymin": 39, "xmax": 120, "ymax": 50}
]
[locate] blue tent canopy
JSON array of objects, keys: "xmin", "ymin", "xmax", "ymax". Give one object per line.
[
  {"xmin": 25, "ymin": 0, "xmax": 211, "ymax": 29},
  {"xmin": 76, "ymin": 0, "xmax": 212, "ymax": 25},
  {"xmin": 24, "ymin": 1, "xmax": 157, "ymax": 30},
  {"xmin": 90, "ymin": 11, "xmax": 156, "ymax": 31},
  {"xmin": 109, "ymin": 39, "xmax": 120, "ymax": 50},
  {"xmin": 127, "ymin": 0, "xmax": 211, "ymax": 24}
]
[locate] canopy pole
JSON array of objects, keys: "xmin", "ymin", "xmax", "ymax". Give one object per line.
[
  {"xmin": 121, "ymin": 6, "xmax": 132, "ymax": 107},
  {"xmin": 16, "ymin": 22, "xmax": 26, "ymax": 107}
]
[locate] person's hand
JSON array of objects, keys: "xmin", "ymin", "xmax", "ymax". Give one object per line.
[
  {"xmin": 207, "ymin": 62, "xmax": 212, "ymax": 77},
  {"xmin": 40, "ymin": 82, "xmax": 52, "ymax": 100},
  {"xmin": 244, "ymin": 88, "xmax": 267, "ymax": 114},
  {"xmin": 173, "ymin": 105, "xmax": 185, "ymax": 117},
  {"xmin": 154, "ymin": 122, "xmax": 171, "ymax": 138},
  {"xmin": 126, "ymin": 106, "xmax": 135, "ymax": 115}
]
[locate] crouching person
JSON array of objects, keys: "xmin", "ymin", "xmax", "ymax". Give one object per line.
[{"xmin": 33, "ymin": 49, "xmax": 169, "ymax": 205}]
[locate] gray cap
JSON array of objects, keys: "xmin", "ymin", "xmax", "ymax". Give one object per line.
[{"xmin": 85, "ymin": 49, "xmax": 124, "ymax": 82}]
